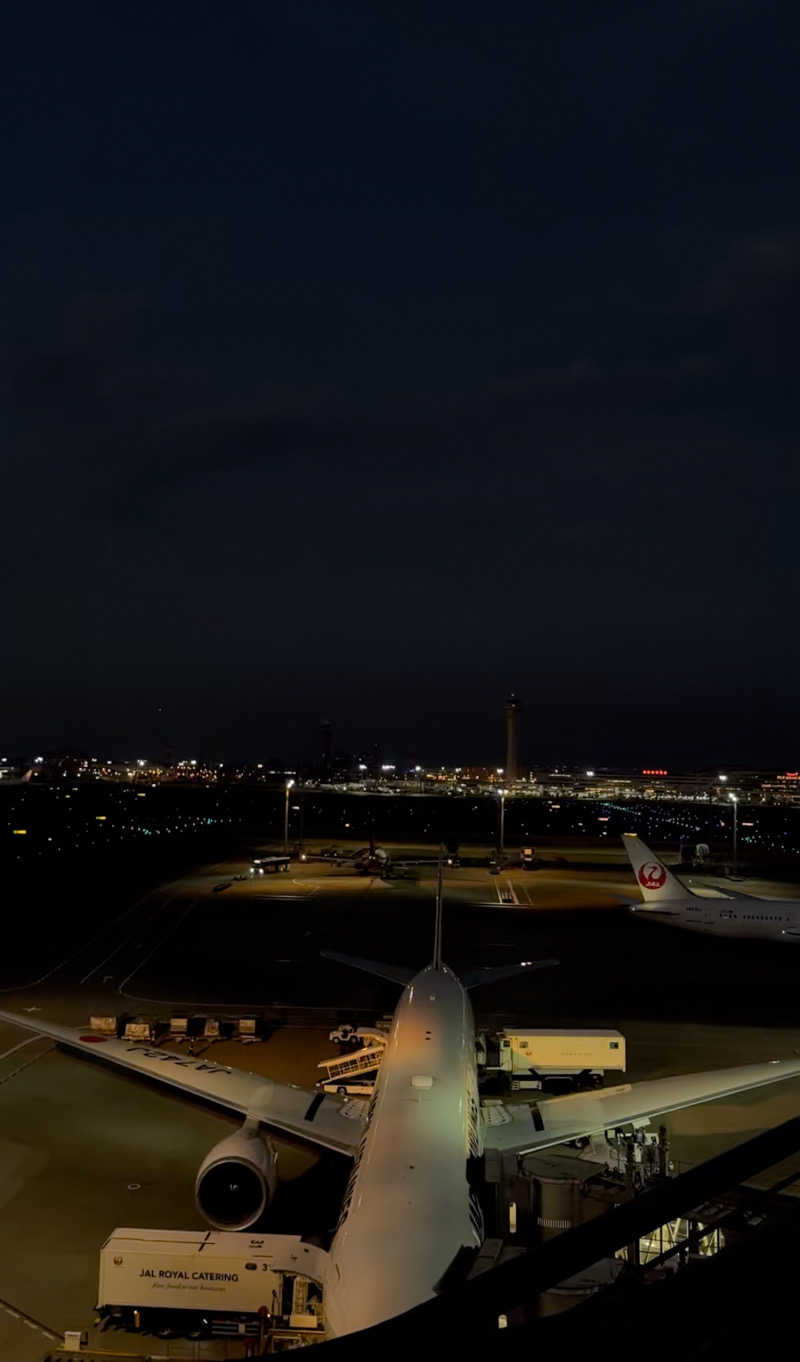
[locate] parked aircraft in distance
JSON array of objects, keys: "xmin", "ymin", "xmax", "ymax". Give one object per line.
[
  {"xmin": 622, "ymin": 833, "xmax": 800, "ymax": 942},
  {"xmin": 314, "ymin": 835, "xmax": 437, "ymax": 877}
]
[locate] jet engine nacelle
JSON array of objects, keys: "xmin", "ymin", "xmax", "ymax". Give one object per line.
[{"xmin": 195, "ymin": 1126, "xmax": 278, "ymax": 1230}]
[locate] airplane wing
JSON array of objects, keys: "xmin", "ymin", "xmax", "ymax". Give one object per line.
[
  {"xmin": 0, "ymin": 1010, "xmax": 364, "ymax": 1157},
  {"xmin": 482, "ymin": 1059, "xmax": 800, "ymax": 1157},
  {"xmin": 684, "ymin": 882, "xmax": 759, "ymax": 901}
]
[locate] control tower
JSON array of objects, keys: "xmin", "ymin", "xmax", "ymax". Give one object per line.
[{"xmin": 504, "ymin": 693, "xmax": 519, "ymax": 783}]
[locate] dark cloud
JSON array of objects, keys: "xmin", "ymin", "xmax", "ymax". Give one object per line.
[{"xmin": 2, "ymin": 1, "xmax": 798, "ymax": 762}]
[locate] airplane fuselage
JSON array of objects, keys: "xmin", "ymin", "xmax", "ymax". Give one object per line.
[
  {"xmin": 633, "ymin": 896, "xmax": 800, "ymax": 941},
  {"xmin": 325, "ymin": 964, "xmax": 482, "ymax": 1336}
]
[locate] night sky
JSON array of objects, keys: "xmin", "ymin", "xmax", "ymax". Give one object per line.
[{"xmin": 4, "ymin": 2, "xmax": 798, "ymax": 765}]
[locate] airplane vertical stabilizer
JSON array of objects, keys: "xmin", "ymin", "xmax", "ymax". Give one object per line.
[
  {"xmin": 432, "ymin": 859, "xmax": 444, "ymax": 970},
  {"xmin": 622, "ymin": 833, "xmax": 686, "ymax": 902}
]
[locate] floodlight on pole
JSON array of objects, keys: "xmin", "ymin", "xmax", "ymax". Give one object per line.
[
  {"xmin": 729, "ymin": 792, "xmax": 738, "ymax": 872},
  {"xmin": 498, "ymin": 787, "xmax": 508, "ymax": 854},
  {"xmin": 284, "ymin": 778, "xmax": 295, "ymax": 851}
]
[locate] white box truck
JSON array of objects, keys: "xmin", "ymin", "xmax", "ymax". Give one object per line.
[
  {"xmin": 497, "ymin": 1029, "xmax": 626, "ymax": 1091},
  {"xmin": 97, "ymin": 1228, "xmax": 326, "ymax": 1341}
]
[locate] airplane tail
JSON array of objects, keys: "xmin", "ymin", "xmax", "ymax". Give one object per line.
[
  {"xmin": 324, "ymin": 861, "xmax": 558, "ymax": 989},
  {"xmin": 622, "ymin": 833, "xmax": 686, "ymax": 902}
]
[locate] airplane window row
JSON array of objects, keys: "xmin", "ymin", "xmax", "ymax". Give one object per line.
[{"xmin": 720, "ymin": 911, "xmax": 783, "ymax": 922}]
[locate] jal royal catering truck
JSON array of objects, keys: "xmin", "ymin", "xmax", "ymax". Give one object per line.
[
  {"xmin": 492, "ymin": 1029, "xmax": 626, "ymax": 1091},
  {"xmin": 97, "ymin": 1228, "xmax": 326, "ymax": 1341}
]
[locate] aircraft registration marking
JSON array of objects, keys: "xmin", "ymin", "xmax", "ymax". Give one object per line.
[{"xmin": 123, "ymin": 1044, "xmax": 232, "ymax": 1074}]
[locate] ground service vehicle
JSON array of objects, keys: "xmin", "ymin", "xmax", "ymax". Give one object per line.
[
  {"xmin": 97, "ymin": 1228, "xmax": 325, "ymax": 1340},
  {"xmin": 250, "ymin": 856, "xmax": 291, "ymax": 874},
  {"xmin": 489, "ymin": 1029, "xmax": 626, "ymax": 1090}
]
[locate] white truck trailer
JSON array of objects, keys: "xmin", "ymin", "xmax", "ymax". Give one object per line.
[
  {"xmin": 492, "ymin": 1029, "xmax": 626, "ymax": 1091},
  {"xmin": 97, "ymin": 1228, "xmax": 326, "ymax": 1341}
]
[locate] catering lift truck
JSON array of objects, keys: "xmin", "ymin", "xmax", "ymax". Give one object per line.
[
  {"xmin": 96, "ymin": 1229, "xmax": 325, "ymax": 1345},
  {"xmin": 477, "ymin": 1029, "xmax": 626, "ymax": 1092}
]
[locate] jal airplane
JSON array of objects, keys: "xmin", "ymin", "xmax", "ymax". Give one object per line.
[
  {"xmin": 3, "ymin": 889, "xmax": 800, "ymax": 1336},
  {"xmin": 623, "ymin": 833, "xmax": 800, "ymax": 942}
]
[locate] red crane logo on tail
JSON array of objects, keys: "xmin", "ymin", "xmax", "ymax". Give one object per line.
[{"xmin": 638, "ymin": 862, "xmax": 667, "ymax": 890}]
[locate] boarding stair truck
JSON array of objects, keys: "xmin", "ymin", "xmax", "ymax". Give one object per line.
[
  {"xmin": 96, "ymin": 1228, "xmax": 326, "ymax": 1342},
  {"xmin": 483, "ymin": 1029, "xmax": 626, "ymax": 1092},
  {"xmin": 317, "ymin": 1035, "xmax": 386, "ymax": 1096}
]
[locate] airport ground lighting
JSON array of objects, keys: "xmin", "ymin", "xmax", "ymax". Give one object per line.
[{"xmin": 284, "ymin": 778, "xmax": 295, "ymax": 851}]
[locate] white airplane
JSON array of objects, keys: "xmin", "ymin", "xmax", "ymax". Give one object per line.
[
  {"xmin": 622, "ymin": 833, "xmax": 800, "ymax": 942},
  {"xmin": 3, "ymin": 892, "xmax": 800, "ymax": 1336},
  {"xmin": 317, "ymin": 837, "xmax": 438, "ymax": 878}
]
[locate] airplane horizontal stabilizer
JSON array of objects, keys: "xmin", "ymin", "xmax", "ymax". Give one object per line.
[
  {"xmin": 461, "ymin": 958, "xmax": 559, "ymax": 990},
  {"xmin": 483, "ymin": 1058, "xmax": 800, "ymax": 1158},
  {"xmin": 320, "ymin": 951, "xmax": 414, "ymax": 986}
]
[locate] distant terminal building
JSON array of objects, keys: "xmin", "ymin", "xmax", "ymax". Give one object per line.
[
  {"xmin": 530, "ymin": 768, "xmax": 790, "ymax": 803},
  {"xmin": 760, "ymin": 772, "xmax": 800, "ymax": 805}
]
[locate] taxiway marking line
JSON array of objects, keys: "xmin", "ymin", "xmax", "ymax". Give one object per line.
[
  {"xmin": 117, "ymin": 899, "xmax": 197, "ymax": 993},
  {"xmin": 0, "ymin": 878, "xmax": 186, "ymax": 995},
  {"xmin": 0, "ymin": 1035, "xmax": 40, "ymax": 1062},
  {"xmin": 80, "ymin": 896, "xmax": 177, "ymax": 984},
  {"xmin": 0, "ymin": 1295, "xmax": 61, "ymax": 1343}
]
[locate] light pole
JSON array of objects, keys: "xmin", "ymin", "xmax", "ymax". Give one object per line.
[
  {"xmin": 284, "ymin": 778, "xmax": 294, "ymax": 852},
  {"xmin": 498, "ymin": 788, "xmax": 508, "ymax": 856},
  {"xmin": 729, "ymin": 793, "xmax": 738, "ymax": 873}
]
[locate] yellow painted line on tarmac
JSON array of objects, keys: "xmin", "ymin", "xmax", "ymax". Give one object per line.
[
  {"xmin": 0, "ymin": 1035, "xmax": 41, "ymax": 1063},
  {"xmin": 0, "ymin": 1294, "xmax": 61, "ymax": 1343}
]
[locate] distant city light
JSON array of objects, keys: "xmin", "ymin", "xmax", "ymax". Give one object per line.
[
  {"xmin": 718, "ymin": 774, "xmax": 727, "ymax": 782},
  {"xmin": 358, "ymin": 763, "xmax": 367, "ymax": 771},
  {"xmin": 586, "ymin": 769, "xmax": 595, "ymax": 777},
  {"xmin": 12, "ymin": 828, "xmax": 27, "ymax": 835}
]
